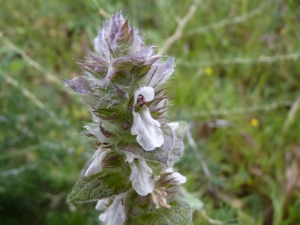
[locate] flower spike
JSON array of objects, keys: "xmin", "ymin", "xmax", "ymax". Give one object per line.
[{"xmin": 66, "ymin": 11, "xmax": 191, "ymax": 225}]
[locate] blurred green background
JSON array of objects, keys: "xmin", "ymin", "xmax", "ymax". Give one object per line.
[{"xmin": 1, "ymin": 0, "xmax": 300, "ymax": 224}]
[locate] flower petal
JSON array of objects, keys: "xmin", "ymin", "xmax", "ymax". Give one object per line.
[
  {"xmin": 124, "ymin": 151, "xmax": 136, "ymax": 163},
  {"xmin": 126, "ymin": 153, "xmax": 154, "ymax": 196},
  {"xmin": 131, "ymin": 106, "xmax": 164, "ymax": 150},
  {"xmin": 134, "ymin": 86, "xmax": 155, "ymax": 103},
  {"xmin": 84, "ymin": 124, "xmax": 108, "ymax": 143},
  {"xmin": 164, "ymin": 167, "xmax": 187, "ymax": 185},
  {"xmin": 95, "ymin": 198, "xmax": 110, "ymax": 211},
  {"xmin": 98, "ymin": 193, "xmax": 127, "ymax": 225},
  {"xmin": 85, "ymin": 148, "xmax": 110, "ymax": 177},
  {"xmin": 131, "ymin": 86, "xmax": 164, "ymax": 151}
]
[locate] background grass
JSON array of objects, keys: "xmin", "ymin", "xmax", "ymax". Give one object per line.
[{"xmin": 1, "ymin": 0, "xmax": 300, "ymax": 224}]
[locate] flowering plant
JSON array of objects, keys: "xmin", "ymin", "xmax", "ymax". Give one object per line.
[{"xmin": 66, "ymin": 12, "xmax": 192, "ymax": 225}]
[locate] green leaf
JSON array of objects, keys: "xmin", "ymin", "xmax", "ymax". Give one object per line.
[
  {"xmin": 183, "ymin": 189, "xmax": 204, "ymax": 211},
  {"xmin": 124, "ymin": 190, "xmax": 192, "ymax": 225},
  {"xmin": 167, "ymin": 121, "xmax": 186, "ymax": 165},
  {"xmin": 171, "ymin": 121, "xmax": 187, "ymax": 139},
  {"xmin": 161, "ymin": 124, "xmax": 175, "ymax": 152},
  {"xmin": 168, "ymin": 137, "xmax": 184, "ymax": 165},
  {"xmin": 67, "ymin": 152, "xmax": 131, "ymax": 203},
  {"xmin": 169, "ymin": 121, "xmax": 187, "ymax": 139}
]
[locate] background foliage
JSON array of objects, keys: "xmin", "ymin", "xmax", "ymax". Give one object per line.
[{"xmin": 1, "ymin": 0, "xmax": 300, "ymax": 224}]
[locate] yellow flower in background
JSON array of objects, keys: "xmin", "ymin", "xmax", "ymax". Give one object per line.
[
  {"xmin": 75, "ymin": 146, "xmax": 84, "ymax": 155},
  {"xmin": 73, "ymin": 108, "xmax": 89, "ymax": 120},
  {"xmin": 205, "ymin": 67, "xmax": 213, "ymax": 76},
  {"xmin": 247, "ymin": 179, "xmax": 254, "ymax": 186},
  {"xmin": 251, "ymin": 118, "xmax": 259, "ymax": 127},
  {"xmin": 280, "ymin": 28, "xmax": 286, "ymax": 35}
]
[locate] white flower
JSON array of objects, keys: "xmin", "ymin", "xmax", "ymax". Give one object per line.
[
  {"xmin": 84, "ymin": 124, "xmax": 108, "ymax": 143},
  {"xmin": 126, "ymin": 152, "xmax": 154, "ymax": 196},
  {"xmin": 97, "ymin": 192, "xmax": 127, "ymax": 225},
  {"xmin": 85, "ymin": 147, "xmax": 110, "ymax": 177},
  {"xmin": 164, "ymin": 167, "xmax": 186, "ymax": 185},
  {"xmin": 131, "ymin": 86, "xmax": 164, "ymax": 151},
  {"xmin": 95, "ymin": 198, "xmax": 111, "ymax": 211}
]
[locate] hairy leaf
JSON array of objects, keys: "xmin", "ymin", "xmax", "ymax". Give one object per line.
[
  {"xmin": 67, "ymin": 152, "xmax": 131, "ymax": 203},
  {"xmin": 167, "ymin": 121, "xmax": 186, "ymax": 165},
  {"xmin": 168, "ymin": 137, "xmax": 184, "ymax": 166},
  {"xmin": 124, "ymin": 190, "xmax": 192, "ymax": 225},
  {"xmin": 117, "ymin": 124, "xmax": 175, "ymax": 166},
  {"xmin": 117, "ymin": 142, "xmax": 169, "ymax": 166},
  {"xmin": 145, "ymin": 57, "xmax": 175, "ymax": 88},
  {"xmin": 171, "ymin": 121, "xmax": 187, "ymax": 140},
  {"xmin": 65, "ymin": 76, "xmax": 92, "ymax": 94}
]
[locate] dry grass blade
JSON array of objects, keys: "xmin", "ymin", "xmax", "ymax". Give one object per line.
[
  {"xmin": 186, "ymin": 124, "xmax": 211, "ymax": 178},
  {"xmin": 0, "ymin": 69, "xmax": 65, "ymax": 126},
  {"xmin": 178, "ymin": 52, "xmax": 300, "ymax": 67},
  {"xmin": 187, "ymin": 1, "xmax": 274, "ymax": 36},
  {"xmin": 158, "ymin": 0, "xmax": 202, "ymax": 54},
  {"xmin": 192, "ymin": 100, "xmax": 293, "ymax": 117},
  {"xmin": 1, "ymin": 35, "xmax": 79, "ymax": 98},
  {"xmin": 283, "ymin": 97, "xmax": 300, "ymax": 133}
]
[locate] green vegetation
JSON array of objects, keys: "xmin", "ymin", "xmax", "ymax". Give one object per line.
[{"xmin": 1, "ymin": 0, "xmax": 300, "ymax": 224}]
